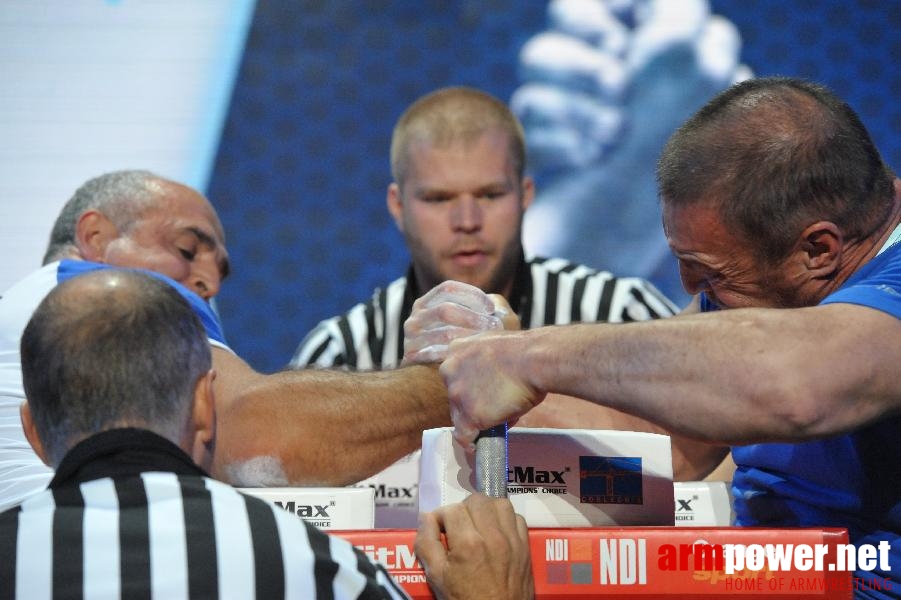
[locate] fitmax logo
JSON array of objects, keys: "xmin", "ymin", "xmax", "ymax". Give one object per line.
[
  {"xmin": 275, "ymin": 501, "xmax": 332, "ymax": 519},
  {"xmin": 369, "ymin": 484, "xmax": 415, "ymax": 499},
  {"xmin": 674, "ymin": 494, "xmax": 697, "ymax": 521},
  {"xmin": 676, "ymin": 497, "xmax": 695, "ymax": 512},
  {"xmin": 508, "ymin": 466, "xmax": 568, "ymax": 485}
]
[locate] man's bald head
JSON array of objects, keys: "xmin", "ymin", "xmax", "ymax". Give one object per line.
[{"xmin": 20, "ymin": 269, "xmax": 211, "ymax": 466}]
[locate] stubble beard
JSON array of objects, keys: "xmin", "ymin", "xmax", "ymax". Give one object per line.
[{"xmin": 410, "ymin": 233, "xmax": 523, "ymax": 299}]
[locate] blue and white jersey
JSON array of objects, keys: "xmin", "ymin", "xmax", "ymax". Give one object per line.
[{"xmin": 0, "ymin": 260, "xmax": 229, "ymax": 512}]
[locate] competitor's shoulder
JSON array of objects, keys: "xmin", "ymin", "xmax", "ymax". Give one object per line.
[
  {"xmin": 0, "ymin": 262, "xmax": 63, "ymax": 306},
  {"xmin": 60, "ymin": 260, "xmax": 229, "ymax": 347}
]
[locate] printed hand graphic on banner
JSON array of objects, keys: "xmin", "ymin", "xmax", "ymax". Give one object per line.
[{"xmin": 513, "ymin": 0, "xmax": 752, "ymax": 304}]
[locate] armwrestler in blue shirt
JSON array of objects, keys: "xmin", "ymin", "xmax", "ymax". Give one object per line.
[
  {"xmin": 422, "ymin": 79, "xmax": 901, "ymax": 599},
  {"xmin": 0, "ymin": 259, "xmax": 229, "ymax": 511},
  {"xmin": 704, "ymin": 239, "xmax": 900, "ymax": 597}
]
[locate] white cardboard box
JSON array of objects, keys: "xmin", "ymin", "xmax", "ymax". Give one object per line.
[
  {"xmin": 673, "ymin": 480, "xmax": 734, "ymax": 526},
  {"xmin": 351, "ymin": 451, "xmax": 421, "ymax": 528},
  {"xmin": 419, "ymin": 427, "xmax": 675, "ymax": 526},
  {"xmin": 239, "ymin": 487, "xmax": 375, "ymax": 530}
]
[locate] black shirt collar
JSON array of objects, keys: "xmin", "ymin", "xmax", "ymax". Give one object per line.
[{"xmin": 49, "ymin": 428, "xmax": 207, "ymax": 489}]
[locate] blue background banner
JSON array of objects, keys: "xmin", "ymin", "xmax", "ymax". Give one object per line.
[{"xmin": 209, "ymin": 0, "xmax": 901, "ymax": 372}]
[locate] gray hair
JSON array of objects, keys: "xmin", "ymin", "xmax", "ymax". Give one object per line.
[{"xmin": 43, "ymin": 170, "xmax": 167, "ymax": 264}]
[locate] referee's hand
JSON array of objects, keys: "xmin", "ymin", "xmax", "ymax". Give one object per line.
[
  {"xmin": 403, "ymin": 280, "xmax": 517, "ymax": 365},
  {"xmin": 415, "ymin": 493, "xmax": 534, "ymax": 600}
]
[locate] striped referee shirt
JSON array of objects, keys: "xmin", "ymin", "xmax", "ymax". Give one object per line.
[
  {"xmin": 0, "ymin": 428, "xmax": 408, "ymax": 600},
  {"xmin": 291, "ymin": 254, "xmax": 679, "ymax": 369}
]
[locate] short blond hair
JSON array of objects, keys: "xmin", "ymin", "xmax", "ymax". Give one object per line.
[{"xmin": 390, "ymin": 87, "xmax": 527, "ymax": 186}]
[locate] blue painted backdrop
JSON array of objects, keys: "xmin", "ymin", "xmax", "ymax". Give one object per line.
[{"xmin": 209, "ymin": 0, "xmax": 901, "ymax": 372}]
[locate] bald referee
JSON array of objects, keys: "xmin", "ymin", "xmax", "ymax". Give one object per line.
[{"xmin": 0, "ymin": 269, "xmax": 530, "ymax": 599}]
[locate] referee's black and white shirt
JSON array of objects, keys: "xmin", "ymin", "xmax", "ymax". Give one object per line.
[
  {"xmin": 0, "ymin": 428, "xmax": 408, "ymax": 600},
  {"xmin": 291, "ymin": 254, "xmax": 680, "ymax": 370}
]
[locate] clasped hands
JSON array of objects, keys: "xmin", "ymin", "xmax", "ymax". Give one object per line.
[{"xmin": 403, "ymin": 280, "xmax": 547, "ymax": 452}]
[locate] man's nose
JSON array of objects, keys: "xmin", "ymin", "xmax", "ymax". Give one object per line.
[
  {"xmin": 679, "ymin": 266, "xmax": 707, "ymax": 297},
  {"xmin": 451, "ymin": 195, "xmax": 482, "ymax": 232},
  {"xmin": 190, "ymin": 266, "xmax": 220, "ymax": 300}
]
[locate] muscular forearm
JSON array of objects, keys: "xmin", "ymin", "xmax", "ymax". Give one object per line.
[
  {"xmin": 516, "ymin": 304, "xmax": 901, "ymax": 444},
  {"xmin": 210, "ymin": 349, "xmax": 450, "ymax": 485}
]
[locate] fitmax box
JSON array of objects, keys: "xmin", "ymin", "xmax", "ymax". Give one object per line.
[
  {"xmin": 334, "ymin": 527, "xmax": 853, "ymax": 599},
  {"xmin": 239, "ymin": 486, "xmax": 375, "ymax": 529},
  {"xmin": 354, "ymin": 442, "xmax": 734, "ymax": 529},
  {"xmin": 352, "ymin": 450, "xmax": 421, "ymax": 528},
  {"xmin": 674, "ymin": 481, "xmax": 734, "ymax": 527},
  {"xmin": 419, "ymin": 427, "xmax": 675, "ymax": 526}
]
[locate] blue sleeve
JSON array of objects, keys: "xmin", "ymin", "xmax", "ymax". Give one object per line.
[
  {"xmin": 57, "ymin": 260, "xmax": 229, "ymax": 346},
  {"xmin": 819, "ymin": 244, "xmax": 901, "ymax": 320},
  {"xmin": 699, "ymin": 292, "xmax": 719, "ymax": 313},
  {"xmin": 822, "ymin": 284, "xmax": 901, "ymax": 319}
]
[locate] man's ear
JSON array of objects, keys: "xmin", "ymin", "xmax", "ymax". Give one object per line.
[
  {"xmin": 20, "ymin": 402, "xmax": 51, "ymax": 467},
  {"xmin": 386, "ymin": 183, "xmax": 405, "ymax": 232},
  {"xmin": 189, "ymin": 369, "xmax": 217, "ymax": 467},
  {"xmin": 520, "ymin": 176, "xmax": 535, "ymax": 211},
  {"xmin": 799, "ymin": 221, "xmax": 842, "ymax": 277},
  {"xmin": 75, "ymin": 210, "xmax": 119, "ymax": 262}
]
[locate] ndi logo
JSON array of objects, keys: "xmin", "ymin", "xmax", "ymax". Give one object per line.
[{"xmin": 579, "ymin": 456, "xmax": 643, "ymax": 505}]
